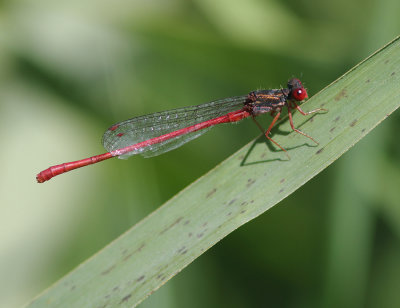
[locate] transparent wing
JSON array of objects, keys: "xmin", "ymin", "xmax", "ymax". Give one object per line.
[{"xmin": 102, "ymin": 95, "xmax": 248, "ymax": 159}]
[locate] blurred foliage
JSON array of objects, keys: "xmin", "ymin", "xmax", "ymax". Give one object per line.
[{"xmin": 0, "ymin": 0, "xmax": 399, "ymax": 307}]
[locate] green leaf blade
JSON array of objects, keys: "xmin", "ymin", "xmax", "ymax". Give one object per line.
[{"xmin": 27, "ymin": 36, "xmax": 400, "ymax": 308}]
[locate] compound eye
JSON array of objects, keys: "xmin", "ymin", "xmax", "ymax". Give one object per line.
[{"xmin": 293, "ymin": 88, "xmax": 308, "ymax": 101}]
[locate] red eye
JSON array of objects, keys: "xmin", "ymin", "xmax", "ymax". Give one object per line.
[{"xmin": 292, "ymin": 88, "xmax": 308, "ymax": 101}]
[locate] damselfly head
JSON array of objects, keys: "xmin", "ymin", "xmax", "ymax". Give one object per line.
[{"xmin": 288, "ymin": 78, "xmax": 308, "ymax": 101}]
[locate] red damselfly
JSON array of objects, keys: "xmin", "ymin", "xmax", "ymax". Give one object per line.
[{"xmin": 36, "ymin": 78, "xmax": 325, "ymax": 183}]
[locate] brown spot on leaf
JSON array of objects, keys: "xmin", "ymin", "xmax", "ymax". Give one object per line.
[
  {"xmin": 156, "ymin": 274, "xmax": 166, "ymax": 281},
  {"xmin": 120, "ymin": 294, "xmax": 131, "ymax": 304},
  {"xmin": 228, "ymin": 198, "xmax": 237, "ymax": 206},
  {"xmin": 137, "ymin": 243, "xmax": 145, "ymax": 252},
  {"xmin": 316, "ymin": 148, "xmax": 324, "ymax": 155},
  {"xmin": 334, "ymin": 89, "xmax": 347, "ymax": 101},
  {"xmin": 177, "ymin": 246, "xmax": 186, "ymax": 253},
  {"xmin": 123, "ymin": 252, "xmax": 133, "ymax": 261},
  {"xmin": 206, "ymin": 188, "xmax": 217, "ymax": 198},
  {"xmin": 101, "ymin": 265, "xmax": 116, "ymax": 275},
  {"xmin": 123, "ymin": 243, "xmax": 145, "ymax": 261},
  {"xmin": 160, "ymin": 217, "xmax": 183, "ymax": 235},
  {"xmin": 350, "ymin": 119, "xmax": 357, "ymax": 127},
  {"xmin": 246, "ymin": 178, "xmax": 256, "ymax": 187},
  {"xmin": 137, "ymin": 275, "xmax": 145, "ymax": 282}
]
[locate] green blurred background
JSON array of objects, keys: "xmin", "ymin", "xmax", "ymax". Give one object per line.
[{"xmin": 1, "ymin": 0, "xmax": 400, "ymax": 307}]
